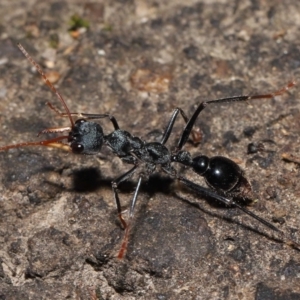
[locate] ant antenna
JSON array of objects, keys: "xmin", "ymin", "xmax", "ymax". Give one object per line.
[
  {"xmin": 17, "ymin": 43, "xmax": 75, "ymax": 128},
  {"xmin": 0, "ymin": 44, "xmax": 77, "ymax": 152}
]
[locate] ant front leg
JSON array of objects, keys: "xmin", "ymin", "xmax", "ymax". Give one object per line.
[
  {"xmin": 111, "ymin": 164, "xmax": 143, "ymax": 259},
  {"xmin": 42, "ymin": 102, "xmax": 121, "ymax": 134},
  {"xmin": 111, "ymin": 165, "xmax": 139, "ymax": 229},
  {"xmin": 117, "ymin": 176, "xmax": 142, "ymax": 259},
  {"xmin": 67, "ymin": 113, "xmax": 120, "ymax": 130}
]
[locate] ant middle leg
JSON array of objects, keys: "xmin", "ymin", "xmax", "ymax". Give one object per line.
[{"xmin": 160, "ymin": 107, "xmax": 200, "ymax": 145}]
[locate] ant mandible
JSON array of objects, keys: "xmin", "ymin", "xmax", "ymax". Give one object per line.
[{"xmin": 0, "ymin": 43, "xmax": 298, "ymax": 259}]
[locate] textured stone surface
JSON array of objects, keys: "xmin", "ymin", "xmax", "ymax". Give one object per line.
[{"xmin": 0, "ymin": 0, "xmax": 300, "ymax": 299}]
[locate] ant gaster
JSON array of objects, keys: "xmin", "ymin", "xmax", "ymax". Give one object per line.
[{"xmin": 0, "ymin": 44, "xmax": 298, "ymax": 259}]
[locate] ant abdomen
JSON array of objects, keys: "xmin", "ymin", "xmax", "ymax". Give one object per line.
[
  {"xmin": 195, "ymin": 156, "xmax": 253, "ymax": 202},
  {"xmin": 173, "ymin": 151, "xmax": 251, "ymax": 199},
  {"xmin": 192, "ymin": 155, "xmax": 251, "ymax": 199},
  {"xmin": 193, "ymin": 156, "xmax": 241, "ymax": 192}
]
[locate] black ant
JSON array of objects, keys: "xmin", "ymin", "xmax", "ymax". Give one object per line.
[{"xmin": 0, "ymin": 44, "xmax": 298, "ymax": 259}]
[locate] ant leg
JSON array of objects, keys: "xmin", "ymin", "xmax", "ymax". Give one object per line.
[
  {"xmin": 160, "ymin": 107, "xmax": 198, "ymax": 145},
  {"xmin": 39, "ymin": 103, "xmax": 120, "ymax": 135},
  {"xmin": 160, "ymin": 108, "xmax": 182, "ymax": 145},
  {"xmin": 111, "ymin": 165, "xmax": 138, "ymax": 229},
  {"xmin": 45, "ymin": 103, "xmax": 120, "ymax": 130},
  {"xmin": 176, "ymin": 81, "xmax": 296, "ymax": 150},
  {"xmin": 118, "ymin": 176, "xmax": 142, "ymax": 259},
  {"xmin": 178, "ymin": 176, "xmax": 300, "ymax": 249},
  {"xmin": 128, "ymin": 176, "xmax": 142, "ymax": 218},
  {"xmin": 112, "ymin": 167, "xmax": 142, "ymax": 259},
  {"xmin": 38, "ymin": 112, "xmax": 120, "ymax": 136},
  {"xmin": 74, "ymin": 113, "xmax": 120, "ymax": 130}
]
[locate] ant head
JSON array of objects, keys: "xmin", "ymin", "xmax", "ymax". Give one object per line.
[
  {"xmin": 68, "ymin": 119, "xmax": 104, "ymax": 154},
  {"xmin": 0, "ymin": 44, "xmax": 97, "ymax": 154}
]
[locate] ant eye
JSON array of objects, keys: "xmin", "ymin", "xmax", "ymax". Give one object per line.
[{"xmin": 71, "ymin": 142, "xmax": 84, "ymax": 154}]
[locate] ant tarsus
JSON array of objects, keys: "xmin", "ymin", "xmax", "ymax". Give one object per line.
[{"xmin": 0, "ymin": 44, "xmax": 298, "ymax": 259}]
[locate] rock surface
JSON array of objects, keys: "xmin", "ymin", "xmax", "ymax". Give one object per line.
[{"xmin": 0, "ymin": 0, "xmax": 300, "ymax": 299}]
